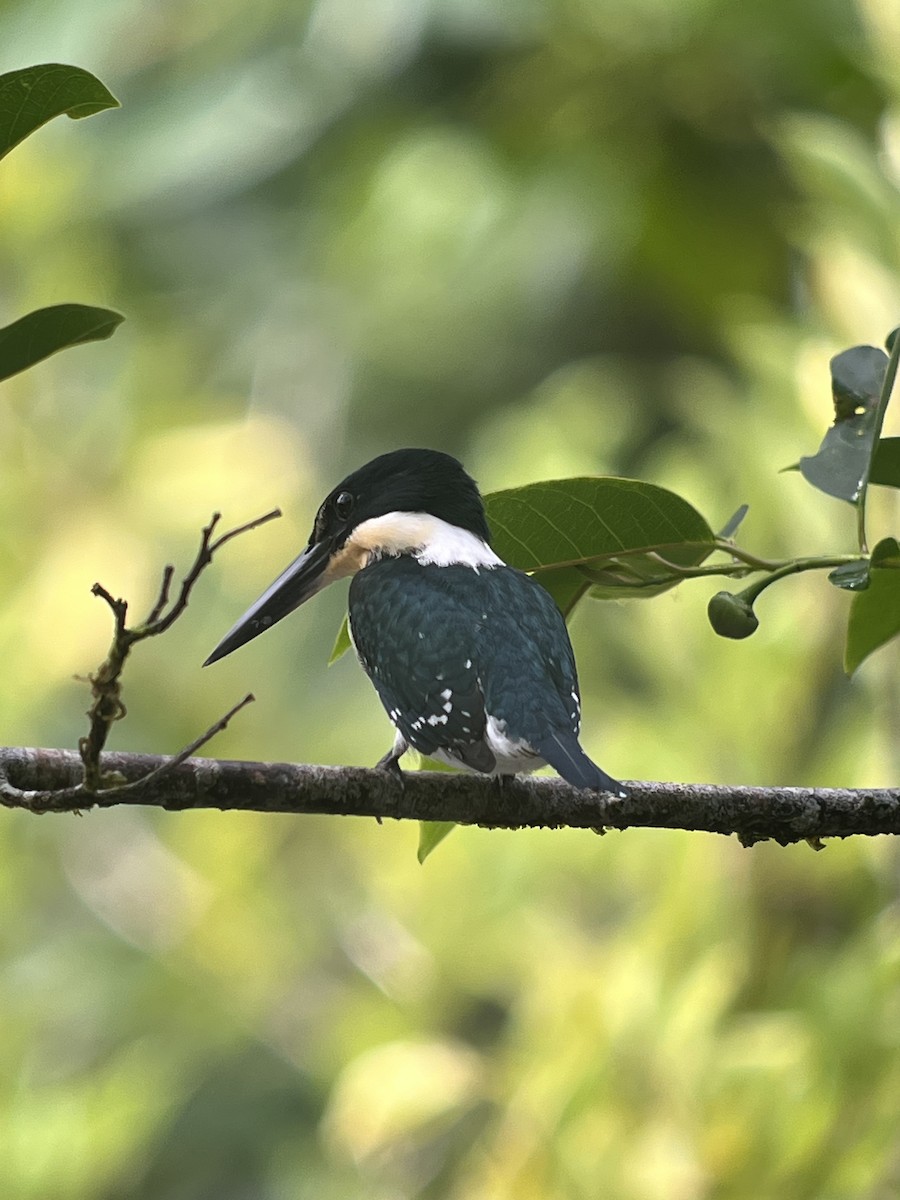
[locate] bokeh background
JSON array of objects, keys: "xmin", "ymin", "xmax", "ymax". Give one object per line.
[{"xmin": 2, "ymin": 1, "xmax": 900, "ymax": 1196}]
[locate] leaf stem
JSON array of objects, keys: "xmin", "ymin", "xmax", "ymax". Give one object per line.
[
  {"xmin": 739, "ymin": 555, "xmax": 863, "ymax": 606},
  {"xmin": 581, "ymin": 549, "xmax": 865, "ymax": 591}
]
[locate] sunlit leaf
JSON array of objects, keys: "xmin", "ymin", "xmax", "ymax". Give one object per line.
[
  {"xmin": 0, "ymin": 304, "xmax": 124, "ymax": 382},
  {"xmin": 417, "ymin": 821, "xmax": 456, "ymax": 863},
  {"xmin": 798, "ymin": 345, "xmax": 888, "ymax": 503},
  {"xmin": 329, "ymin": 616, "xmax": 352, "ymax": 664},
  {"xmin": 0, "ymin": 63, "xmax": 119, "ymax": 161},
  {"xmin": 845, "ymin": 538, "xmax": 900, "ymax": 673},
  {"xmin": 485, "ymin": 477, "xmax": 714, "ymax": 601}
]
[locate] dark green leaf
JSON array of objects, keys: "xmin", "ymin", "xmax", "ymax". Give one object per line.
[
  {"xmin": 0, "ymin": 304, "xmax": 124, "ymax": 382},
  {"xmin": 845, "ymin": 538, "xmax": 900, "ymax": 673},
  {"xmin": 831, "ymin": 345, "xmax": 888, "ymax": 420},
  {"xmin": 417, "ymin": 821, "xmax": 456, "ymax": 863},
  {"xmin": 0, "ymin": 64, "xmax": 119, "ymax": 162},
  {"xmin": 329, "ymin": 616, "xmax": 352, "ymax": 664},
  {"xmin": 484, "ymin": 478, "xmax": 714, "ymax": 602},
  {"xmin": 828, "ymin": 561, "xmax": 870, "ymax": 591},
  {"xmin": 870, "ymin": 437, "xmax": 900, "ymax": 489},
  {"xmin": 798, "ymin": 345, "xmax": 888, "ymax": 503}
]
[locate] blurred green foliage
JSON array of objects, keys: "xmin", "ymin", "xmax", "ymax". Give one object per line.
[
  {"xmin": 2, "ymin": 1, "xmax": 900, "ymax": 1197},
  {"xmin": 0, "ymin": 65, "xmax": 123, "ymax": 379}
]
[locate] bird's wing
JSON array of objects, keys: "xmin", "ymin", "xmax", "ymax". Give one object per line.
[
  {"xmin": 474, "ymin": 568, "xmax": 582, "ymax": 737},
  {"xmin": 472, "ymin": 573, "xmax": 627, "ymax": 792},
  {"xmin": 349, "ymin": 559, "xmax": 495, "ymax": 772}
]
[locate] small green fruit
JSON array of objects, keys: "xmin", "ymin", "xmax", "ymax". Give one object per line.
[{"xmin": 707, "ymin": 590, "xmax": 759, "ymax": 639}]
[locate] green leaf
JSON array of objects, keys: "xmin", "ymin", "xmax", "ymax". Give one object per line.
[
  {"xmin": 0, "ymin": 64, "xmax": 119, "ymax": 162},
  {"xmin": 870, "ymin": 437, "xmax": 900, "ymax": 489},
  {"xmin": 417, "ymin": 820, "xmax": 456, "ymax": 863},
  {"xmin": 484, "ymin": 477, "xmax": 714, "ymax": 603},
  {"xmin": 528, "ymin": 567, "xmax": 590, "ymax": 618},
  {"xmin": 845, "ymin": 538, "xmax": 900, "ymax": 673},
  {"xmin": 329, "ymin": 616, "xmax": 352, "ymax": 665},
  {"xmin": 0, "ymin": 304, "xmax": 124, "ymax": 382},
  {"xmin": 798, "ymin": 345, "xmax": 888, "ymax": 503}
]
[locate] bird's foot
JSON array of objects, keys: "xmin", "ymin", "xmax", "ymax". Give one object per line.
[
  {"xmin": 594, "ymin": 777, "xmax": 630, "ymax": 801},
  {"xmin": 375, "ymin": 749, "xmax": 406, "ymax": 791},
  {"xmin": 370, "ymin": 750, "xmax": 407, "ymax": 824},
  {"xmin": 492, "ymin": 774, "xmax": 514, "ymax": 797},
  {"xmin": 587, "ymin": 778, "xmax": 630, "ymax": 835}
]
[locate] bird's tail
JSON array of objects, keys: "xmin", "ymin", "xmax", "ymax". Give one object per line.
[{"xmin": 535, "ymin": 731, "xmax": 629, "ymax": 798}]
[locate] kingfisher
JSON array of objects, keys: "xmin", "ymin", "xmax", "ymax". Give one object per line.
[{"xmin": 204, "ymin": 448, "xmax": 627, "ymax": 796}]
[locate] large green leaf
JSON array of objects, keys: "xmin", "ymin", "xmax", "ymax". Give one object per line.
[
  {"xmin": 845, "ymin": 537, "xmax": 900, "ymax": 674},
  {"xmin": 797, "ymin": 345, "xmax": 888, "ymax": 503},
  {"xmin": 485, "ymin": 477, "xmax": 714, "ymax": 599},
  {"xmin": 0, "ymin": 63, "xmax": 119, "ymax": 162},
  {"xmin": 329, "ymin": 477, "xmax": 714, "ymax": 663},
  {"xmin": 0, "ymin": 304, "xmax": 124, "ymax": 382}
]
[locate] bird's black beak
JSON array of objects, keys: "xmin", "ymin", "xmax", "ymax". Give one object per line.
[{"xmin": 203, "ymin": 537, "xmax": 334, "ymax": 666}]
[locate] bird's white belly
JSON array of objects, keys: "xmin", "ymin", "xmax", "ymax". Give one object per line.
[{"xmin": 432, "ymin": 715, "xmax": 543, "ymax": 777}]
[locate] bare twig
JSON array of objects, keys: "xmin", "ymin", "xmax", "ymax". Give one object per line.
[
  {"xmin": 138, "ymin": 508, "xmax": 281, "ymax": 638},
  {"xmin": 78, "ymin": 509, "xmax": 280, "ymax": 790},
  {"xmin": 0, "ymin": 748, "xmax": 898, "ymax": 847},
  {"xmin": 144, "ymin": 564, "xmax": 174, "ymax": 626},
  {"xmin": 111, "ymin": 693, "xmax": 255, "ymax": 795}
]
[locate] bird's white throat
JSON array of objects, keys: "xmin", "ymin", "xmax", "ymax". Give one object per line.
[{"xmin": 347, "ymin": 511, "xmax": 503, "ymax": 570}]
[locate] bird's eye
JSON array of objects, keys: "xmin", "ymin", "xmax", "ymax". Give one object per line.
[{"xmin": 334, "ymin": 491, "xmax": 354, "ymax": 520}]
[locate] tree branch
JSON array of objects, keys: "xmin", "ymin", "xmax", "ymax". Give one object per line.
[{"xmin": 0, "ymin": 746, "xmax": 897, "ymax": 847}]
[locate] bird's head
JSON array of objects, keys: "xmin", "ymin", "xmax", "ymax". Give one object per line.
[{"xmin": 204, "ymin": 448, "xmax": 491, "ymax": 665}]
